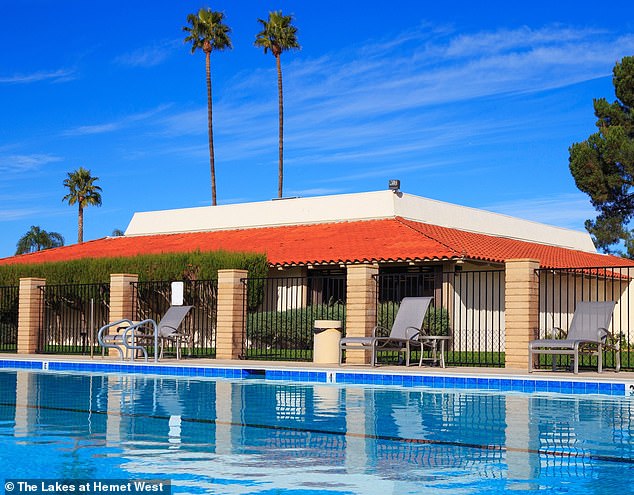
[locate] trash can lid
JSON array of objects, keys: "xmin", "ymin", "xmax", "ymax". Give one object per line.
[{"xmin": 313, "ymin": 319, "xmax": 343, "ymax": 329}]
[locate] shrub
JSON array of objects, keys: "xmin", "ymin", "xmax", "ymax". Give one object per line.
[
  {"xmin": 0, "ymin": 250, "xmax": 268, "ymax": 285},
  {"xmin": 247, "ymin": 303, "xmax": 345, "ymax": 350}
]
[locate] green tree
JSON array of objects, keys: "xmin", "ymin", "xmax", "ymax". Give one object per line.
[
  {"xmin": 183, "ymin": 8, "xmax": 232, "ymax": 206},
  {"xmin": 111, "ymin": 228, "xmax": 124, "ymax": 237},
  {"xmin": 569, "ymin": 56, "xmax": 634, "ymax": 256},
  {"xmin": 255, "ymin": 11, "xmax": 300, "ymax": 199},
  {"xmin": 16, "ymin": 226, "xmax": 64, "ymax": 255},
  {"xmin": 62, "ymin": 167, "xmax": 102, "ymax": 244}
]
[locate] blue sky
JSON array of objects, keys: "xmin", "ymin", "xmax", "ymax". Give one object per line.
[{"xmin": 1, "ymin": 1, "xmax": 634, "ymax": 258}]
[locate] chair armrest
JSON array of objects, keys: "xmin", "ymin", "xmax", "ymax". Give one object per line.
[
  {"xmin": 600, "ymin": 327, "xmax": 620, "ymax": 350},
  {"xmin": 372, "ymin": 325, "xmax": 390, "ymax": 338},
  {"xmin": 405, "ymin": 327, "xmax": 422, "ymax": 340}
]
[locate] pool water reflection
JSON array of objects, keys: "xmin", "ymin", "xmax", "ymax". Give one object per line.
[{"xmin": 0, "ymin": 370, "xmax": 632, "ymax": 494}]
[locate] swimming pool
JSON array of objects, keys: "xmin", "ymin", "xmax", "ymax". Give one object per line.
[{"xmin": 0, "ymin": 369, "xmax": 632, "ymax": 494}]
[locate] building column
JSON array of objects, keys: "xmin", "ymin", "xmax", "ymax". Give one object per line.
[
  {"xmin": 17, "ymin": 277, "xmax": 46, "ymax": 354},
  {"xmin": 216, "ymin": 269, "xmax": 248, "ymax": 360},
  {"xmin": 345, "ymin": 264, "xmax": 379, "ymax": 364},
  {"xmin": 505, "ymin": 259, "xmax": 540, "ymax": 370},
  {"xmin": 109, "ymin": 273, "xmax": 139, "ymax": 323},
  {"xmin": 108, "ymin": 274, "xmax": 139, "ymax": 357}
]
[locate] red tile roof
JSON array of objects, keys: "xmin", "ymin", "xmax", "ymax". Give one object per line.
[{"xmin": 0, "ymin": 217, "xmax": 631, "ymax": 269}]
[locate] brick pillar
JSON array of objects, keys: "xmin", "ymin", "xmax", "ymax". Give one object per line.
[
  {"xmin": 108, "ymin": 274, "xmax": 139, "ymax": 357},
  {"xmin": 505, "ymin": 259, "xmax": 540, "ymax": 369},
  {"xmin": 17, "ymin": 277, "xmax": 45, "ymax": 354},
  {"xmin": 216, "ymin": 269, "xmax": 247, "ymax": 360},
  {"xmin": 344, "ymin": 264, "xmax": 378, "ymax": 364},
  {"xmin": 109, "ymin": 273, "xmax": 139, "ymax": 323}
]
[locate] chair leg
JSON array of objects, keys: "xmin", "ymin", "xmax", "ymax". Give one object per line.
[
  {"xmin": 573, "ymin": 349, "xmax": 579, "ymax": 374},
  {"xmin": 439, "ymin": 341, "xmax": 446, "ymax": 368},
  {"xmin": 597, "ymin": 344, "xmax": 603, "ymax": 373}
]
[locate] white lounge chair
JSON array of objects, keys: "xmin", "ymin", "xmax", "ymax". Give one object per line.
[
  {"xmin": 339, "ymin": 296, "xmax": 433, "ymax": 366},
  {"xmin": 528, "ymin": 301, "xmax": 620, "ymax": 374}
]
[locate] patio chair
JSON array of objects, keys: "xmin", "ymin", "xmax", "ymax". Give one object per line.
[
  {"xmin": 339, "ymin": 296, "xmax": 433, "ymax": 366},
  {"xmin": 157, "ymin": 305, "xmax": 193, "ymax": 359},
  {"xmin": 528, "ymin": 301, "xmax": 620, "ymax": 374},
  {"xmin": 134, "ymin": 306, "xmax": 193, "ymax": 360}
]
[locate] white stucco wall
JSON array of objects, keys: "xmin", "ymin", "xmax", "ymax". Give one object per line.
[{"xmin": 125, "ymin": 190, "xmax": 596, "ymax": 253}]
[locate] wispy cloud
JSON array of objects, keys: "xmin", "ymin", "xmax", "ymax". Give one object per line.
[
  {"xmin": 0, "ymin": 154, "xmax": 62, "ymax": 173},
  {"xmin": 62, "ymin": 104, "xmax": 172, "ymax": 136},
  {"xmin": 140, "ymin": 23, "xmax": 634, "ymax": 192},
  {"xmin": 480, "ymin": 194, "xmax": 596, "ymax": 230},
  {"xmin": 198, "ymin": 24, "xmax": 634, "ymax": 177},
  {"xmin": 113, "ymin": 40, "xmax": 179, "ymax": 68},
  {"xmin": 0, "ymin": 69, "xmax": 76, "ymax": 84},
  {"xmin": 0, "ymin": 208, "xmax": 46, "ymax": 221}
]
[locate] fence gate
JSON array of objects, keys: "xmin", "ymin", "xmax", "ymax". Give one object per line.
[
  {"xmin": 132, "ymin": 280, "xmax": 218, "ymax": 357},
  {"xmin": 0, "ymin": 286, "xmax": 19, "ymax": 352},
  {"xmin": 375, "ymin": 270, "xmax": 505, "ymax": 367},
  {"xmin": 39, "ymin": 283, "xmax": 110, "ymax": 354},
  {"xmin": 242, "ymin": 275, "xmax": 346, "ymax": 361}
]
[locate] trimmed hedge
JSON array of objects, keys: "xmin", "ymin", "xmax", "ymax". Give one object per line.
[
  {"xmin": 247, "ymin": 303, "xmax": 346, "ymax": 350},
  {"xmin": 0, "ymin": 250, "xmax": 268, "ymax": 285}
]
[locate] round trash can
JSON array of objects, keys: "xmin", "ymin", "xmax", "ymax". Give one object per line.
[{"xmin": 313, "ymin": 320, "xmax": 343, "ymax": 364}]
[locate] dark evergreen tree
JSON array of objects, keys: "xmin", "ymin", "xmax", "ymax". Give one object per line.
[{"xmin": 569, "ymin": 56, "xmax": 634, "ymax": 257}]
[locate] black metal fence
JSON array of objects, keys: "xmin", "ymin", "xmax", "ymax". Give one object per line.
[
  {"xmin": 537, "ymin": 266, "xmax": 634, "ymax": 371},
  {"xmin": 39, "ymin": 283, "xmax": 110, "ymax": 354},
  {"xmin": 131, "ymin": 280, "xmax": 218, "ymax": 357},
  {"xmin": 0, "ymin": 286, "xmax": 19, "ymax": 352},
  {"xmin": 242, "ymin": 275, "xmax": 346, "ymax": 361},
  {"xmin": 375, "ymin": 270, "xmax": 505, "ymax": 366}
]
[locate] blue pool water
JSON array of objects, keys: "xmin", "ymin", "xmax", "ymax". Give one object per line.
[{"xmin": 0, "ymin": 369, "xmax": 633, "ymax": 494}]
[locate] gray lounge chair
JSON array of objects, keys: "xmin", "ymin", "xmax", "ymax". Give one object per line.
[
  {"xmin": 157, "ymin": 305, "xmax": 193, "ymax": 359},
  {"xmin": 528, "ymin": 301, "xmax": 620, "ymax": 374},
  {"xmin": 339, "ymin": 296, "xmax": 433, "ymax": 366}
]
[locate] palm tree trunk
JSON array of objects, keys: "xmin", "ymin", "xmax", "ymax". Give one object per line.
[
  {"xmin": 78, "ymin": 204, "xmax": 84, "ymax": 243},
  {"xmin": 206, "ymin": 50, "xmax": 217, "ymax": 206},
  {"xmin": 276, "ymin": 53, "xmax": 284, "ymax": 199}
]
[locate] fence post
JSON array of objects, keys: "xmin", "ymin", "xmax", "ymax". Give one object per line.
[
  {"xmin": 505, "ymin": 259, "xmax": 540, "ymax": 370},
  {"xmin": 217, "ymin": 269, "xmax": 247, "ymax": 360},
  {"xmin": 345, "ymin": 264, "xmax": 379, "ymax": 364},
  {"xmin": 17, "ymin": 277, "xmax": 46, "ymax": 354}
]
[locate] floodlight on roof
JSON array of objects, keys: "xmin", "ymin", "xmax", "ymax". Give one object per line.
[{"xmin": 388, "ymin": 179, "xmax": 400, "ymax": 192}]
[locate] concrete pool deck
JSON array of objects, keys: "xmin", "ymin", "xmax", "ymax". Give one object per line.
[
  {"xmin": 1, "ymin": 353, "xmax": 633, "ymax": 397},
  {"xmin": 0, "ymin": 352, "xmax": 631, "ymax": 377}
]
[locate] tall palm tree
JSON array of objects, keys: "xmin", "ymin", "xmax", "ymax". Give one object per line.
[
  {"xmin": 62, "ymin": 167, "xmax": 102, "ymax": 244},
  {"xmin": 254, "ymin": 11, "xmax": 300, "ymax": 199},
  {"xmin": 183, "ymin": 8, "xmax": 232, "ymax": 206},
  {"xmin": 16, "ymin": 226, "xmax": 64, "ymax": 255}
]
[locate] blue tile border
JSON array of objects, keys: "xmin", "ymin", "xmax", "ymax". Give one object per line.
[{"xmin": 0, "ymin": 358, "xmax": 631, "ymax": 397}]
